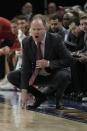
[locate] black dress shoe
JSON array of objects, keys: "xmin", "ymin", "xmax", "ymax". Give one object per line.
[
  {"xmin": 26, "ymin": 95, "xmax": 47, "ymax": 110},
  {"xmin": 56, "ymin": 104, "xmax": 64, "ymax": 110}
]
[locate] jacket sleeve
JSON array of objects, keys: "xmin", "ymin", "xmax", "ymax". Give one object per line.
[
  {"xmin": 20, "ymin": 38, "xmax": 32, "ymax": 90},
  {"xmin": 49, "ymin": 36, "xmax": 73, "ymax": 70}
]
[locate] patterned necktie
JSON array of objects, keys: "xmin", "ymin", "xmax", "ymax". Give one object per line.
[{"xmin": 29, "ymin": 42, "xmax": 42, "ymax": 86}]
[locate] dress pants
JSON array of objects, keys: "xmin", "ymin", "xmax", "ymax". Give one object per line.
[{"xmin": 7, "ymin": 68, "xmax": 71, "ymax": 107}]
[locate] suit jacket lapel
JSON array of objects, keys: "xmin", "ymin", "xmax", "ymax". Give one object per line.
[
  {"xmin": 30, "ymin": 40, "xmax": 37, "ymax": 61},
  {"xmin": 44, "ymin": 33, "xmax": 51, "ymax": 59}
]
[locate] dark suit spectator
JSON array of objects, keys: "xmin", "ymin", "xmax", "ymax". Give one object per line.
[
  {"xmin": 70, "ymin": 15, "xmax": 87, "ymax": 100},
  {"xmin": 65, "ymin": 21, "xmax": 85, "ymax": 52},
  {"xmin": 48, "ymin": 14, "xmax": 66, "ymax": 40}
]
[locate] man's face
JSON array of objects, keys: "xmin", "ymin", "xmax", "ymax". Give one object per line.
[
  {"xmin": 11, "ymin": 23, "xmax": 18, "ymax": 35},
  {"xmin": 22, "ymin": 3, "xmax": 32, "ymax": 15},
  {"xmin": 30, "ymin": 19, "xmax": 46, "ymax": 43},
  {"xmin": 17, "ymin": 20, "xmax": 28, "ymax": 34},
  {"xmin": 80, "ymin": 18, "xmax": 87, "ymax": 32},
  {"xmin": 49, "ymin": 19, "xmax": 59, "ymax": 32},
  {"xmin": 48, "ymin": 3, "xmax": 56, "ymax": 14},
  {"xmin": 69, "ymin": 22, "xmax": 80, "ymax": 36}
]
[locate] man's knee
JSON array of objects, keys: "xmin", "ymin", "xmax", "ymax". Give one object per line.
[
  {"xmin": 55, "ymin": 69, "xmax": 71, "ymax": 82},
  {"xmin": 7, "ymin": 71, "xmax": 14, "ymax": 83},
  {"xmin": 7, "ymin": 70, "xmax": 21, "ymax": 87}
]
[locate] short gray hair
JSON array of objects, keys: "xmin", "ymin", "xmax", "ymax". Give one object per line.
[{"xmin": 31, "ymin": 14, "xmax": 47, "ymax": 27}]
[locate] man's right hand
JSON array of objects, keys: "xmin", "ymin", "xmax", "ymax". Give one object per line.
[
  {"xmin": 0, "ymin": 46, "xmax": 10, "ymax": 55},
  {"xmin": 78, "ymin": 53, "xmax": 87, "ymax": 62},
  {"xmin": 21, "ymin": 89, "xmax": 28, "ymax": 109},
  {"xmin": 3, "ymin": 46, "xmax": 10, "ymax": 55}
]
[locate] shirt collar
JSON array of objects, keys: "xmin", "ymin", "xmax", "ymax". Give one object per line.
[{"xmin": 41, "ymin": 32, "xmax": 46, "ymax": 44}]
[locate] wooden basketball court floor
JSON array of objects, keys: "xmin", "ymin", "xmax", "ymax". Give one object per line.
[{"xmin": 0, "ymin": 90, "xmax": 87, "ymax": 131}]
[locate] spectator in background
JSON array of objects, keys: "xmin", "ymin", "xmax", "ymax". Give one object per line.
[
  {"xmin": 70, "ymin": 15, "xmax": 87, "ymax": 101},
  {"xmin": 0, "ymin": 17, "xmax": 19, "ymax": 80},
  {"xmin": 48, "ymin": 14, "xmax": 66, "ymax": 40},
  {"xmin": 63, "ymin": 12, "xmax": 74, "ymax": 30},
  {"xmin": 47, "ymin": 2, "xmax": 57, "ymax": 15},
  {"xmin": 15, "ymin": 16, "xmax": 29, "ymax": 70},
  {"xmin": 57, "ymin": 6, "xmax": 65, "ymax": 18},
  {"xmin": 65, "ymin": 21, "xmax": 85, "ymax": 52},
  {"xmin": 21, "ymin": 2, "xmax": 33, "ymax": 21},
  {"xmin": 7, "ymin": 18, "xmax": 20, "ymax": 71}
]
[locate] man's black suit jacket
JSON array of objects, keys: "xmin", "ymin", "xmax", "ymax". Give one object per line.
[{"xmin": 21, "ymin": 32, "xmax": 73, "ymax": 89}]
